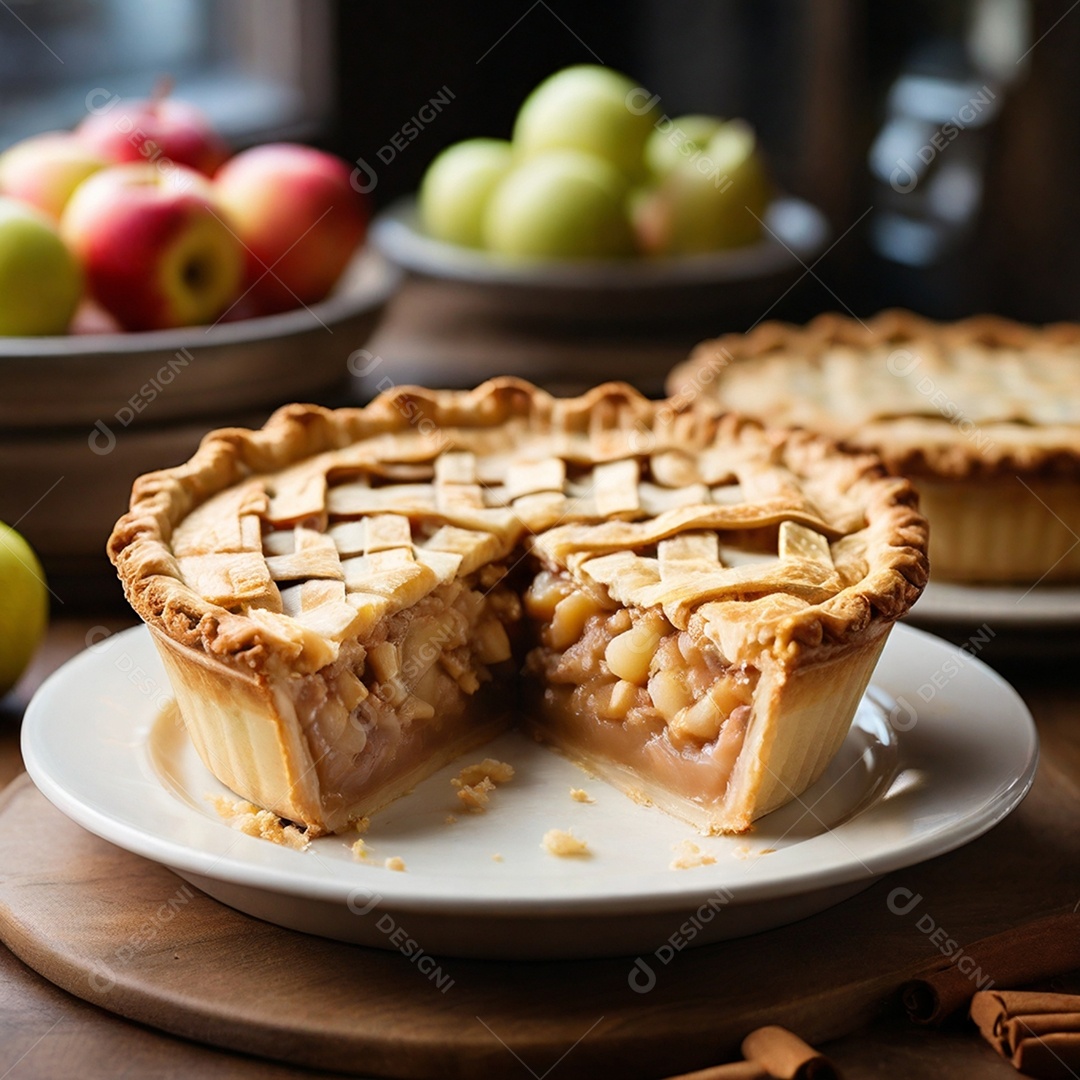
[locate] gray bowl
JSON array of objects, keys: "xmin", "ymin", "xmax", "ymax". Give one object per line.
[
  {"xmin": 371, "ymin": 195, "xmax": 830, "ymax": 326},
  {"xmin": 0, "ymin": 249, "xmax": 402, "ymax": 431},
  {"xmin": 0, "ymin": 250, "xmax": 401, "ymax": 575}
]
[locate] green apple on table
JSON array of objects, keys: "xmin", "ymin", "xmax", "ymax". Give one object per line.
[
  {"xmin": 0, "ymin": 522, "xmax": 48, "ymax": 697},
  {"xmin": 0, "ymin": 197, "xmax": 83, "ymax": 335}
]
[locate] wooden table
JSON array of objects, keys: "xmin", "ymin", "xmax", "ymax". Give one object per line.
[{"xmin": 2, "ymin": 282, "xmax": 1077, "ymax": 1077}]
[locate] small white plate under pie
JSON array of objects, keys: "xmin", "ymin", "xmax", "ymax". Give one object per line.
[{"xmin": 21, "ymin": 623, "xmax": 1036, "ymax": 960}]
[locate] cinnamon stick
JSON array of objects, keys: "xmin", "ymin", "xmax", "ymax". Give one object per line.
[
  {"xmin": 971, "ymin": 990, "xmax": 1080, "ymax": 1079},
  {"xmin": 901, "ymin": 910, "xmax": 1080, "ymax": 1025},
  {"xmin": 741, "ymin": 1025, "xmax": 839, "ymax": 1079},
  {"xmin": 661, "ymin": 1062, "xmax": 768, "ymax": 1080}
]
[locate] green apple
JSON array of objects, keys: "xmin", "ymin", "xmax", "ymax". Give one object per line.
[
  {"xmin": 645, "ymin": 114, "xmax": 724, "ymax": 178},
  {"xmin": 512, "ymin": 65, "xmax": 658, "ymax": 181},
  {"xmin": 0, "ymin": 522, "xmax": 48, "ymax": 696},
  {"xmin": 0, "ymin": 197, "xmax": 83, "ymax": 335},
  {"xmin": 419, "ymin": 138, "xmax": 513, "ymax": 248},
  {"xmin": 484, "ymin": 150, "xmax": 635, "ymax": 259},
  {"xmin": 634, "ymin": 120, "xmax": 771, "ymax": 255}
]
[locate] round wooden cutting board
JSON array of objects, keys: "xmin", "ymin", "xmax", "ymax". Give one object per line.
[{"xmin": 0, "ymin": 773, "xmax": 1073, "ymax": 1079}]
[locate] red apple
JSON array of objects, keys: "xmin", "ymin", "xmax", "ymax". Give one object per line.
[
  {"xmin": 77, "ymin": 97, "xmax": 229, "ymax": 177},
  {"xmin": 0, "ymin": 132, "xmax": 109, "ymax": 219},
  {"xmin": 214, "ymin": 143, "xmax": 367, "ymax": 314},
  {"xmin": 61, "ymin": 163, "xmax": 244, "ymax": 331}
]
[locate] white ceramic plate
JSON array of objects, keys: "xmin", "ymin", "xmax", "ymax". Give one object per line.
[
  {"xmin": 370, "ymin": 195, "xmax": 829, "ymax": 324},
  {"xmin": 908, "ymin": 578, "xmax": 1080, "ymax": 629},
  {"xmin": 22, "ymin": 623, "xmax": 1036, "ymax": 960}
]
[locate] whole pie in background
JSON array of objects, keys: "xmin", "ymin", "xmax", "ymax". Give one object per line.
[
  {"xmin": 108, "ymin": 378, "xmax": 927, "ymax": 837},
  {"xmin": 668, "ymin": 310, "xmax": 1080, "ymax": 584}
]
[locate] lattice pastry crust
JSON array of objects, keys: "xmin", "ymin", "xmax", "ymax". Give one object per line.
[
  {"xmin": 109, "ymin": 378, "xmax": 927, "ymax": 835},
  {"xmin": 668, "ymin": 310, "xmax": 1080, "ymax": 582}
]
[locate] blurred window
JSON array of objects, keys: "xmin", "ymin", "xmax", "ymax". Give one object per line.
[{"xmin": 0, "ymin": 0, "xmax": 332, "ymax": 148}]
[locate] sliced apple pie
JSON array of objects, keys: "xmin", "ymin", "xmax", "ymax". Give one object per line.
[
  {"xmin": 108, "ymin": 379, "xmax": 927, "ymax": 836},
  {"xmin": 669, "ymin": 311, "xmax": 1080, "ymax": 583}
]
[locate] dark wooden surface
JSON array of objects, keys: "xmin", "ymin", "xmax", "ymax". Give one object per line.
[
  {"xmin": 2, "ymin": 280, "xmax": 1079, "ymax": 1078},
  {"xmin": 3, "ymin": 625, "xmax": 1079, "ymax": 1078},
  {"xmin": 1, "ymin": 742, "xmax": 1073, "ymax": 1080}
]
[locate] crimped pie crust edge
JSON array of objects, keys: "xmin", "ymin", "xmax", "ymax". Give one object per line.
[
  {"xmin": 667, "ymin": 309, "xmax": 1080, "ymax": 480},
  {"xmin": 107, "ymin": 377, "xmax": 929, "ymax": 670}
]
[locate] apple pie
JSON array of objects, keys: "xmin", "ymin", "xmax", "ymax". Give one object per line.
[
  {"xmin": 108, "ymin": 378, "xmax": 927, "ymax": 836},
  {"xmin": 668, "ymin": 311, "xmax": 1080, "ymax": 583}
]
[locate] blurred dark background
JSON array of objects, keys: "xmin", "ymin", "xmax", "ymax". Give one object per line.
[{"xmin": 2, "ymin": 0, "xmax": 1079, "ymax": 324}]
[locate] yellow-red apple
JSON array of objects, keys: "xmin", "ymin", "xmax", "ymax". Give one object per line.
[
  {"xmin": 77, "ymin": 97, "xmax": 229, "ymax": 177},
  {"xmin": 0, "ymin": 132, "xmax": 108, "ymax": 219},
  {"xmin": 634, "ymin": 120, "xmax": 771, "ymax": 255},
  {"xmin": 213, "ymin": 143, "xmax": 368, "ymax": 314},
  {"xmin": 61, "ymin": 164, "xmax": 243, "ymax": 331},
  {"xmin": 0, "ymin": 197, "xmax": 82, "ymax": 335}
]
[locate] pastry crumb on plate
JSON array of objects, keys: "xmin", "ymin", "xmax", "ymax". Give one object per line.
[
  {"xmin": 452, "ymin": 758, "xmax": 515, "ymax": 812},
  {"xmin": 669, "ymin": 839, "xmax": 716, "ymax": 870},
  {"xmin": 208, "ymin": 794, "xmax": 310, "ymax": 851},
  {"xmin": 542, "ymin": 828, "xmax": 590, "ymax": 858}
]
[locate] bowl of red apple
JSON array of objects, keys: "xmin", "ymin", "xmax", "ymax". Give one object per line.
[
  {"xmin": 0, "ymin": 91, "xmax": 400, "ymax": 431},
  {"xmin": 0, "ymin": 92, "xmax": 400, "ymax": 580},
  {"xmin": 371, "ymin": 65, "xmax": 829, "ymax": 326}
]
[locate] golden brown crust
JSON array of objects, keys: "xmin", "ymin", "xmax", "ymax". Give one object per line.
[
  {"xmin": 668, "ymin": 309, "xmax": 1080, "ymax": 481},
  {"xmin": 108, "ymin": 377, "xmax": 927, "ymax": 673},
  {"xmin": 108, "ymin": 377, "xmax": 929, "ymax": 834}
]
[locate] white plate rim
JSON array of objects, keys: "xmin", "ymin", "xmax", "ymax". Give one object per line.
[
  {"xmin": 21, "ymin": 623, "xmax": 1037, "ymax": 918},
  {"xmin": 909, "ymin": 577, "xmax": 1080, "ymax": 628}
]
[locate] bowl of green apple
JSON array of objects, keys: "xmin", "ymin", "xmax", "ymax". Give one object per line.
[{"xmin": 371, "ymin": 65, "xmax": 829, "ymax": 326}]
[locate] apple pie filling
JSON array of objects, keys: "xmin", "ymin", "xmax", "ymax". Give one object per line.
[
  {"xmin": 523, "ymin": 569, "xmax": 758, "ymax": 805},
  {"xmin": 281, "ymin": 569, "xmax": 522, "ymax": 828}
]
